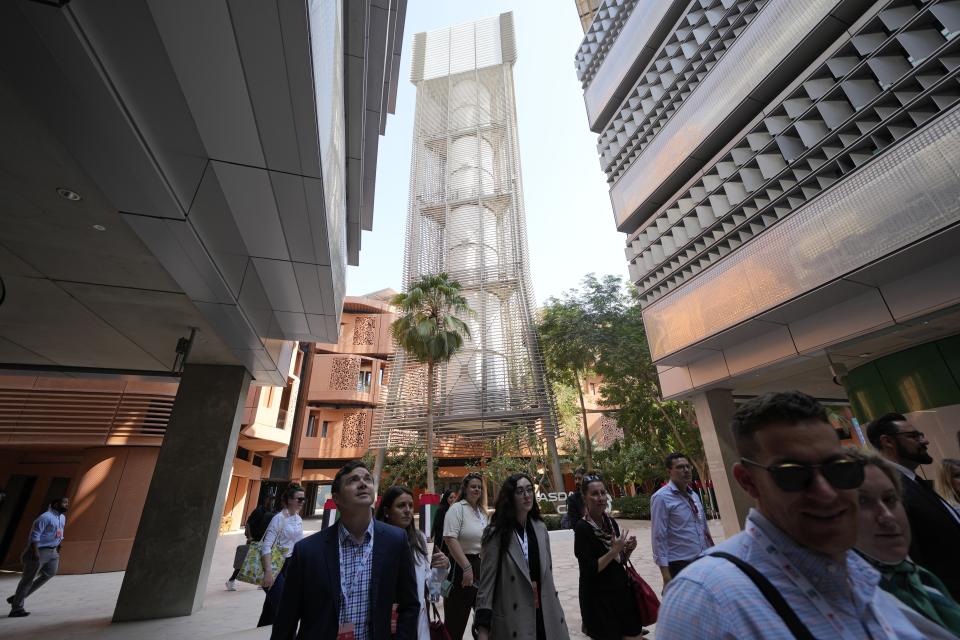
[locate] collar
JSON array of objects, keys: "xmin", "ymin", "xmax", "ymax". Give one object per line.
[
  {"xmin": 668, "ymin": 480, "xmax": 693, "ymax": 494},
  {"xmin": 338, "ymin": 516, "xmax": 374, "ymax": 547},
  {"xmin": 47, "ymin": 508, "xmax": 62, "ymax": 517},
  {"xmin": 888, "ymin": 460, "xmax": 917, "ymax": 482},
  {"xmin": 747, "ymin": 509, "xmax": 880, "ymax": 610}
]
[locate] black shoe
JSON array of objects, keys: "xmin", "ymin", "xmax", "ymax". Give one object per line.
[
  {"xmin": 8, "ymin": 610, "xmax": 29, "ymax": 618},
  {"xmin": 4, "ymin": 596, "xmax": 12, "ymax": 605}
]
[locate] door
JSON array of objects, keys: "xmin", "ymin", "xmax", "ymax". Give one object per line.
[{"xmin": 0, "ymin": 475, "xmax": 37, "ymax": 568}]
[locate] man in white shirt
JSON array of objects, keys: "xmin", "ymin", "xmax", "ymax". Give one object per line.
[
  {"xmin": 7, "ymin": 497, "xmax": 68, "ymax": 617},
  {"xmin": 867, "ymin": 412, "xmax": 960, "ymax": 599}
]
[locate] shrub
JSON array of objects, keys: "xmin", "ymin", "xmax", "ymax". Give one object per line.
[
  {"xmin": 538, "ymin": 499, "xmax": 558, "ymax": 514},
  {"xmin": 541, "ymin": 514, "xmax": 562, "ymax": 530},
  {"xmin": 612, "ymin": 495, "xmax": 651, "ymax": 519}
]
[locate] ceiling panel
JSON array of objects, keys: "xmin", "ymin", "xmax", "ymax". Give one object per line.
[
  {"xmin": 252, "ymin": 258, "xmax": 303, "ymax": 314},
  {"xmin": 212, "ymin": 161, "xmax": 290, "ymax": 261},
  {"xmin": 270, "ymin": 172, "xmax": 318, "ymax": 264}
]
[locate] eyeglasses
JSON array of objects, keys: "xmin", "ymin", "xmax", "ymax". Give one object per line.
[
  {"xmin": 741, "ymin": 457, "xmax": 865, "ymax": 492},
  {"xmin": 896, "ymin": 430, "xmax": 925, "ymax": 440},
  {"xmin": 295, "ymin": 497, "xmax": 306, "ymax": 503},
  {"xmin": 514, "ymin": 486, "xmax": 534, "ymax": 496}
]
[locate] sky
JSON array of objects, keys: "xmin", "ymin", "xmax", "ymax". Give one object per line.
[{"xmin": 346, "ymin": 0, "xmax": 628, "ymax": 305}]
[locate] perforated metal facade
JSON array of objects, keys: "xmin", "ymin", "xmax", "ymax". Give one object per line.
[{"xmin": 371, "ymin": 14, "xmax": 557, "ymax": 457}]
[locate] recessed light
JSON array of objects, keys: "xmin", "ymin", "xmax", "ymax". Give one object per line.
[
  {"xmin": 858, "ymin": 352, "xmax": 871, "ymax": 358},
  {"xmin": 92, "ymin": 224, "xmax": 106, "ymax": 231},
  {"xmin": 56, "ymin": 187, "xmax": 82, "ymax": 201}
]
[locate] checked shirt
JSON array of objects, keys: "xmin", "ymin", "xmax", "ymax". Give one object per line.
[{"xmin": 338, "ymin": 519, "xmax": 375, "ymax": 640}]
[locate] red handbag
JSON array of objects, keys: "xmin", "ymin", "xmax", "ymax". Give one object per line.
[
  {"xmin": 624, "ymin": 560, "xmax": 660, "ymax": 626},
  {"xmin": 429, "ymin": 602, "xmax": 452, "ymax": 640}
]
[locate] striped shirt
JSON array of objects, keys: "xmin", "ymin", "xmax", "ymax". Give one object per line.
[
  {"xmin": 656, "ymin": 509, "xmax": 926, "ymax": 639},
  {"xmin": 339, "ymin": 518, "xmax": 375, "ymax": 640}
]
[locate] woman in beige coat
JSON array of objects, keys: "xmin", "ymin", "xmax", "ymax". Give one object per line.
[{"xmin": 474, "ymin": 473, "xmax": 570, "ymax": 640}]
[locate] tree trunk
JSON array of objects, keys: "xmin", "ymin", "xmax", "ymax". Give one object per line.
[
  {"xmin": 573, "ymin": 369, "xmax": 593, "ymax": 472},
  {"xmin": 372, "ymin": 447, "xmax": 386, "ymax": 495},
  {"xmin": 426, "ymin": 360, "xmax": 436, "ymax": 494}
]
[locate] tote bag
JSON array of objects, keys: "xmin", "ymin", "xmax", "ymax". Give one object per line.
[
  {"xmin": 429, "ymin": 602, "xmax": 452, "ymax": 640},
  {"xmin": 237, "ymin": 540, "xmax": 287, "ymax": 585},
  {"xmin": 624, "ymin": 560, "xmax": 660, "ymax": 626}
]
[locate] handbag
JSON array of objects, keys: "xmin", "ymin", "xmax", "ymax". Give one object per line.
[
  {"xmin": 237, "ymin": 539, "xmax": 287, "ymax": 585},
  {"xmin": 624, "ymin": 560, "xmax": 660, "ymax": 626},
  {"xmin": 429, "ymin": 602, "xmax": 452, "ymax": 640}
]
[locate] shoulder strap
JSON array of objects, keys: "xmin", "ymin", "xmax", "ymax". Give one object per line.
[{"xmin": 709, "ymin": 552, "xmax": 816, "ymax": 640}]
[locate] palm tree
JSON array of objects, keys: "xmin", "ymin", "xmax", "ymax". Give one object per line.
[{"xmin": 390, "ymin": 273, "xmax": 472, "ymax": 493}]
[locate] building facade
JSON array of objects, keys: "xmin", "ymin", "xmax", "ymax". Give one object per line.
[
  {"xmin": 577, "ymin": 0, "xmax": 960, "ymax": 535},
  {"xmin": 370, "ymin": 13, "xmax": 564, "ymax": 488}
]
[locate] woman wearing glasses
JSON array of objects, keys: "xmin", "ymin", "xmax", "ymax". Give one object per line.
[
  {"xmin": 849, "ymin": 448, "xmax": 960, "ymax": 639},
  {"xmin": 574, "ymin": 473, "xmax": 643, "ymax": 640},
  {"xmin": 442, "ymin": 472, "xmax": 487, "ymax": 640},
  {"xmin": 474, "ymin": 473, "xmax": 569, "ymax": 640},
  {"xmin": 257, "ymin": 482, "xmax": 305, "ymax": 627}
]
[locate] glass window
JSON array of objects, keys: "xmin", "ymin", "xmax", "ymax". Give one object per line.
[
  {"xmin": 306, "ymin": 415, "xmax": 318, "ymax": 438},
  {"xmin": 321, "ymin": 421, "xmax": 330, "ymax": 438}
]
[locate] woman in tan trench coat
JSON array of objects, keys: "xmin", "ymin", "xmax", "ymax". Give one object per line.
[{"xmin": 474, "ymin": 473, "xmax": 570, "ymax": 640}]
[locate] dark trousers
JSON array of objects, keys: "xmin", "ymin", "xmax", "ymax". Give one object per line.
[
  {"xmin": 257, "ymin": 560, "xmax": 287, "ymax": 627},
  {"xmin": 668, "ymin": 559, "xmax": 694, "ymax": 579},
  {"xmin": 11, "ymin": 548, "xmax": 59, "ymax": 611},
  {"xmin": 444, "ymin": 553, "xmax": 480, "ymax": 640}
]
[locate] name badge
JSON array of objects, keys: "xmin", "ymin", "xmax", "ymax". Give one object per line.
[
  {"xmin": 391, "ymin": 604, "xmax": 399, "ymax": 634},
  {"xmin": 337, "ymin": 622, "xmax": 356, "ymax": 640},
  {"xmin": 532, "ymin": 580, "xmax": 540, "ymax": 610}
]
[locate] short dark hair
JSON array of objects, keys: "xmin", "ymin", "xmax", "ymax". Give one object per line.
[
  {"xmin": 575, "ymin": 467, "xmax": 586, "ymax": 476},
  {"xmin": 865, "ymin": 412, "xmax": 908, "ymax": 449},
  {"xmin": 332, "ymin": 460, "xmax": 370, "ymax": 494},
  {"xmin": 664, "ymin": 452, "xmax": 688, "ymax": 469},
  {"xmin": 49, "ymin": 496, "xmax": 68, "ymax": 508},
  {"xmin": 280, "ymin": 483, "xmax": 304, "ymax": 505},
  {"xmin": 730, "ymin": 391, "xmax": 829, "ymax": 456}
]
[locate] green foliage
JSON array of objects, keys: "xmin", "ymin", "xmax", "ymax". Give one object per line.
[
  {"xmin": 541, "ymin": 514, "xmax": 562, "ymax": 531},
  {"xmin": 612, "ymin": 495, "xmax": 651, "ymax": 520},
  {"xmin": 466, "ymin": 426, "xmax": 558, "ymax": 499},
  {"xmin": 365, "ymin": 446, "xmax": 438, "ymax": 494},
  {"xmin": 538, "ymin": 499, "xmax": 557, "ymax": 514},
  {"xmin": 390, "ymin": 273, "xmax": 472, "ymax": 365}
]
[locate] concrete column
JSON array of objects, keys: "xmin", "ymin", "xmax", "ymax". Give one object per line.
[
  {"xmin": 692, "ymin": 389, "xmax": 752, "ymax": 538},
  {"xmin": 113, "ymin": 364, "xmax": 251, "ymax": 622}
]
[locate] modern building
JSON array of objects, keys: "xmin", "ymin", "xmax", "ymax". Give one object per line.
[
  {"xmin": 576, "ymin": 0, "xmax": 960, "ymax": 536},
  {"xmin": 0, "ymin": 0, "xmax": 406, "ymax": 622},
  {"xmin": 370, "ymin": 13, "xmax": 564, "ymax": 489}
]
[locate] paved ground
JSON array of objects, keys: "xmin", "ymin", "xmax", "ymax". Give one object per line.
[{"xmin": 0, "ymin": 518, "xmax": 725, "ymax": 639}]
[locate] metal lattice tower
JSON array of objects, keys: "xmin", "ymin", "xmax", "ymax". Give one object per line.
[{"xmin": 370, "ymin": 13, "xmax": 561, "ymax": 471}]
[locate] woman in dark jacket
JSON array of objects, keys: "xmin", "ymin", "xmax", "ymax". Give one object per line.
[{"xmin": 574, "ymin": 474, "xmax": 643, "ymax": 640}]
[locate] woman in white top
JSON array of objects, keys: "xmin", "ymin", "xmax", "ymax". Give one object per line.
[
  {"xmin": 257, "ymin": 483, "xmax": 305, "ymax": 627},
  {"xmin": 443, "ymin": 472, "xmax": 487, "ymax": 640},
  {"xmin": 376, "ymin": 485, "xmax": 449, "ymax": 639}
]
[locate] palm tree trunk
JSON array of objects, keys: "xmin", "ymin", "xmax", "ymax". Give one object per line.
[
  {"xmin": 426, "ymin": 360, "xmax": 436, "ymax": 494},
  {"xmin": 573, "ymin": 369, "xmax": 593, "ymax": 472}
]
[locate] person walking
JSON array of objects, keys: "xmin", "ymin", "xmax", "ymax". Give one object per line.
[
  {"xmin": 849, "ymin": 447, "xmax": 960, "ymax": 639},
  {"xmin": 574, "ymin": 474, "xmax": 642, "ymax": 640},
  {"xmin": 867, "ymin": 413, "xmax": 960, "ymax": 599},
  {"xmin": 656, "ymin": 391, "xmax": 925, "ymax": 639},
  {"xmin": 257, "ymin": 483, "xmax": 305, "ymax": 627},
  {"xmin": 226, "ymin": 495, "xmax": 276, "ymax": 591},
  {"xmin": 376, "ymin": 485, "xmax": 450, "ymax": 639},
  {"xmin": 936, "ymin": 458, "xmax": 960, "ymax": 513},
  {"xmin": 272, "ymin": 461, "xmax": 419, "ymax": 640},
  {"xmin": 474, "ymin": 473, "xmax": 569, "ymax": 640},
  {"xmin": 7, "ymin": 497, "xmax": 69, "ymax": 618},
  {"xmin": 442, "ymin": 472, "xmax": 486, "ymax": 640},
  {"xmin": 651, "ymin": 452, "xmax": 714, "ymax": 588},
  {"xmin": 431, "ymin": 489, "xmax": 457, "ymax": 545},
  {"xmin": 564, "ymin": 468, "xmax": 586, "ymax": 529}
]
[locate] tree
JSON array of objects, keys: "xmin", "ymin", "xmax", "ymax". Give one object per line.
[
  {"xmin": 364, "ymin": 445, "xmax": 439, "ymax": 494},
  {"xmin": 390, "ymin": 273, "xmax": 472, "ymax": 494}
]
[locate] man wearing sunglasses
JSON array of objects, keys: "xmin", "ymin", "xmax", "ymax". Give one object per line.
[
  {"xmin": 867, "ymin": 413, "xmax": 960, "ymax": 600},
  {"xmin": 657, "ymin": 391, "xmax": 924, "ymax": 639}
]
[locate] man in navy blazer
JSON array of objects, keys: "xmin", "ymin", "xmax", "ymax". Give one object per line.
[{"xmin": 271, "ymin": 461, "xmax": 419, "ymax": 639}]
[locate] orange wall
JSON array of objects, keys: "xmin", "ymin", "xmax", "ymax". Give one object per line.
[
  {"xmin": 307, "ymin": 354, "xmax": 384, "ymax": 405},
  {"xmin": 315, "ymin": 311, "xmax": 396, "ymax": 357},
  {"xmin": 298, "ymin": 407, "xmax": 374, "ymax": 459}
]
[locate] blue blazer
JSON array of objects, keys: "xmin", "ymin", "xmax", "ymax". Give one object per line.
[{"xmin": 271, "ymin": 519, "xmax": 420, "ymax": 640}]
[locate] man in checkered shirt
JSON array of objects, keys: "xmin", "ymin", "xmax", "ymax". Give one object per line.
[{"xmin": 272, "ymin": 461, "xmax": 419, "ymax": 639}]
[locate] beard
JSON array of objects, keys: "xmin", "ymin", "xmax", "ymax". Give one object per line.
[{"xmin": 896, "ymin": 439, "xmax": 933, "ymax": 466}]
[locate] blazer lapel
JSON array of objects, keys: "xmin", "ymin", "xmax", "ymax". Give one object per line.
[
  {"xmin": 324, "ymin": 526, "xmax": 340, "ymax": 605},
  {"xmin": 534, "ymin": 521, "xmax": 551, "ymax": 572},
  {"xmin": 507, "ymin": 529, "xmax": 532, "ymax": 586},
  {"xmin": 369, "ymin": 521, "xmax": 388, "ymax": 617}
]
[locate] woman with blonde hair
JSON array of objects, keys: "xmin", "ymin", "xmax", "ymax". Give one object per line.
[
  {"xmin": 442, "ymin": 472, "xmax": 486, "ymax": 639},
  {"xmin": 936, "ymin": 458, "xmax": 960, "ymax": 513}
]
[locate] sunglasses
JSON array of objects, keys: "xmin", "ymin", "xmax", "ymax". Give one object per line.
[
  {"xmin": 741, "ymin": 457, "xmax": 864, "ymax": 492},
  {"xmin": 295, "ymin": 497, "xmax": 306, "ymax": 503}
]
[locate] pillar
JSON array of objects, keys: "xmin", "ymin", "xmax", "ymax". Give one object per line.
[
  {"xmin": 113, "ymin": 364, "xmax": 251, "ymax": 622},
  {"xmin": 545, "ymin": 433, "xmax": 564, "ymax": 495},
  {"xmin": 692, "ymin": 389, "xmax": 752, "ymax": 538}
]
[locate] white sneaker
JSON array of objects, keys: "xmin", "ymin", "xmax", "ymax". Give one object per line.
[{"xmin": 225, "ymin": 580, "xmax": 237, "ymax": 591}]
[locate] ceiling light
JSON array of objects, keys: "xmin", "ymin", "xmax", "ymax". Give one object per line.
[
  {"xmin": 56, "ymin": 187, "xmax": 82, "ymax": 201},
  {"xmin": 92, "ymin": 224, "xmax": 106, "ymax": 231},
  {"xmin": 858, "ymin": 352, "xmax": 871, "ymax": 358}
]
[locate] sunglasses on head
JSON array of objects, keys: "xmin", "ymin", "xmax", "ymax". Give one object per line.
[{"xmin": 740, "ymin": 457, "xmax": 864, "ymax": 492}]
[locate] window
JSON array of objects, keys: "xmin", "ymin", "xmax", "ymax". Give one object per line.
[
  {"xmin": 321, "ymin": 421, "xmax": 330, "ymax": 438},
  {"xmin": 252, "ymin": 455, "xmax": 263, "ymax": 468},
  {"xmin": 357, "ymin": 370, "xmax": 372, "ymax": 392},
  {"xmin": 378, "ymin": 367, "xmax": 385, "ymax": 385},
  {"xmin": 306, "ymin": 415, "xmax": 318, "ymax": 438},
  {"xmin": 589, "ymin": 383, "xmax": 596, "ymax": 395},
  {"xmin": 236, "ymin": 446, "xmax": 251, "ymax": 461}
]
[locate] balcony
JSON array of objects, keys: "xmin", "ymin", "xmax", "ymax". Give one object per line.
[{"xmin": 306, "ymin": 354, "xmax": 383, "ymax": 405}]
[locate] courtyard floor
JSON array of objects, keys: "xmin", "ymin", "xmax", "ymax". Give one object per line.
[{"xmin": 0, "ymin": 518, "xmax": 725, "ymax": 639}]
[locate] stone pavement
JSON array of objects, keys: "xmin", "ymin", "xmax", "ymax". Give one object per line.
[{"xmin": 0, "ymin": 518, "xmax": 724, "ymax": 639}]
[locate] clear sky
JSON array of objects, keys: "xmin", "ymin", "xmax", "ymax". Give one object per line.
[{"xmin": 346, "ymin": 0, "xmax": 628, "ymax": 305}]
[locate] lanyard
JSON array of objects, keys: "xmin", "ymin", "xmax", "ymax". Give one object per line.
[
  {"xmin": 340, "ymin": 530, "xmax": 375, "ymax": 619},
  {"xmin": 516, "ymin": 528, "xmax": 529, "ymax": 562},
  {"xmin": 744, "ymin": 522, "xmax": 896, "ymax": 639}
]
